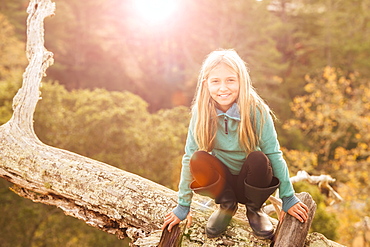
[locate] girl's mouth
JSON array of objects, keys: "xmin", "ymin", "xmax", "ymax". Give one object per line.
[{"xmin": 218, "ymin": 94, "xmax": 231, "ymax": 98}]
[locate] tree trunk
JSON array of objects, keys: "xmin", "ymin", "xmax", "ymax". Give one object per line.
[{"xmin": 0, "ymin": 0, "xmax": 345, "ymax": 246}]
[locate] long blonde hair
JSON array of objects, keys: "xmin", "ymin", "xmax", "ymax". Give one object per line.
[{"xmin": 192, "ymin": 49, "xmax": 272, "ymax": 153}]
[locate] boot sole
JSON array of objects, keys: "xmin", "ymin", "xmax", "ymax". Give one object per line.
[
  {"xmin": 253, "ymin": 230, "xmax": 275, "ymax": 240},
  {"xmin": 205, "ymin": 229, "xmax": 224, "ymax": 238}
]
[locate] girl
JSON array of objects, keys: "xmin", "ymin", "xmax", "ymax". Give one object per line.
[{"xmin": 162, "ymin": 49, "xmax": 309, "ymax": 239}]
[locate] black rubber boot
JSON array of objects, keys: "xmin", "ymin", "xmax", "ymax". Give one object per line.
[
  {"xmin": 244, "ymin": 177, "xmax": 280, "ymax": 239},
  {"xmin": 190, "ymin": 175, "xmax": 225, "ymax": 199},
  {"xmin": 191, "ymin": 176, "xmax": 238, "ymax": 238},
  {"xmin": 206, "ymin": 184, "xmax": 238, "ymax": 238}
]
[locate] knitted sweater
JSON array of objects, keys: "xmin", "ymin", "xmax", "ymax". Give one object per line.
[{"xmin": 174, "ymin": 103, "xmax": 299, "ymax": 220}]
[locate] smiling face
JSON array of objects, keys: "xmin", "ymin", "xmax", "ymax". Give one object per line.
[{"xmin": 206, "ymin": 63, "xmax": 240, "ymax": 112}]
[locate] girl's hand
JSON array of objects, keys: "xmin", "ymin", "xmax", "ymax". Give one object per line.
[
  {"xmin": 161, "ymin": 211, "xmax": 192, "ymax": 232},
  {"xmin": 282, "ymin": 201, "xmax": 309, "ymax": 223}
]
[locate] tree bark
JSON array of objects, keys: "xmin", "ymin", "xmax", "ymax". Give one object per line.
[{"xmin": 0, "ymin": 0, "xmax": 345, "ymax": 246}]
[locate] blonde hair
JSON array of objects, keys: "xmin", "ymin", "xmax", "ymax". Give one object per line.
[{"xmin": 191, "ymin": 49, "xmax": 273, "ymax": 153}]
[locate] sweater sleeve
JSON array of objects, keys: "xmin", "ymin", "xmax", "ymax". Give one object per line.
[
  {"xmin": 172, "ymin": 204, "xmax": 190, "ymax": 220},
  {"xmin": 177, "ymin": 117, "xmax": 198, "ymax": 207},
  {"xmin": 258, "ymin": 110, "xmax": 297, "ymax": 206}
]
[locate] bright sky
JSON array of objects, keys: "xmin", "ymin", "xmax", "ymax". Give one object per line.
[{"xmin": 133, "ymin": 0, "xmax": 179, "ymax": 26}]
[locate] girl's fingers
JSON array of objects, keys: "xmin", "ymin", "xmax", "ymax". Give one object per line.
[
  {"xmin": 302, "ymin": 202, "xmax": 309, "ymax": 211},
  {"xmin": 168, "ymin": 221, "xmax": 176, "ymax": 232},
  {"xmin": 161, "ymin": 218, "xmax": 170, "ymax": 230},
  {"xmin": 162, "ymin": 211, "xmax": 193, "ymax": 232},
  {"xmin": 164, "ymin": 212, "xmax": 173, "ymax": 219},
  {"xmin": 296, "ymin": 202, "xmax": 309, "ymax": 222},
  {"xmin": 287, "ymin": 202, "xmax": 309, "ymax": 223},
  {"xmin": 162, "ymin": 212, "xmax": 181, "ymax": 232},
  {"xmin": 279, "ymin": 210, "xmax": 286, "ymax": 221},
  {"xmin": 162, "ymin": 213, "xmax": 174, "ymax": 230},
  {"xmin": 295, "ymin": 213, "xmax": 304, "ymax": 223},
  {"xmin": 299, "ymin": 203, "xmax": 309, "ymax": 220},
  {"xmin": 186, "ymin": 212, "xmax": 192, "ymax": 228}
]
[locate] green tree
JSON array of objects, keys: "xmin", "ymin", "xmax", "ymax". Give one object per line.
[
  {"xmin": 138, "ymin": 106, "xmax": 190, "ymax": 188},
  {"xmin": 0, "ymin": 179, "xmax": 127, "ymax": 247},
  {"xmin": 0, "ymin": 0, "xmax": 28, "ymax": 41},
  {"xmin": 38, "ymin": 0, "xmax": 287, "ymax": 111},
  {"xmin": 34, "ymin": 82, "xmax": 189, "ymax": 188},
  {"xmin": 0, "ymin": 12, "xmax": 27, "ymax": 124}
]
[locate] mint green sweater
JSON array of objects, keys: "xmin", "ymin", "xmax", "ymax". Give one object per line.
[{"xmin": 175, "ymin": 103, "xmax": 299, "ymax": 219}]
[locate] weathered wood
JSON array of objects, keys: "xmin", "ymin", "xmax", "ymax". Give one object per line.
[
  {"xmin": 291, "ymin": 171, "xmax": 343, "ymax": 205},
  {"xmin": 158, "ymin": 223, "xmax": 186, "ymax": 247},
  {"xmin": 0, "ymin": 0, "xmax": 345, "ymax": 246},
  {"xmin": 272, "ymin": 192, "xmax": 317, "ymax": 247}
]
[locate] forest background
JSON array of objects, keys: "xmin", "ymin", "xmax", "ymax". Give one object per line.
[{"xmin": 0, "ymin": 0, "xmax": 369, "ymax": 246}]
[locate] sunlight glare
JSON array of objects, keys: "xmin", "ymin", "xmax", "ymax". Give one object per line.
[{"xmin": 134, "ymin": 0, "xmax": 178, "ymax": 25}]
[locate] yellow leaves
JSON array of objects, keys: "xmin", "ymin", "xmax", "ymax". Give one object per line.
[
  {"xmin": 332, "ymin": 142, "xmax": 369, "ymax": 174},
  {"xmin": 313, "ymin": 90, "xmax": 322, "ymax": 98},
  {"xmin": 281, "ymin": 147, "xmax": 318, "ymax": 173},
  {"xmin": 272, "ymin": 75, "xmax": 283, "ymax": 84},
  {"xmin": 323, "ymin": 66, "xmax": 337, "ymax": 82},
  {"xmin": 292, "ymin": 96, "xmax": 304, "ymax": 104},
  {"xmin": 334, "ymin": 146, "xmax": 347, "ymax": 160},
  {"xmin": 283, "ymin": 119, "xmax": 300, "ymax": 130},
  {"xmin": 316, "ymin": 112, "xmax": 324, "ymax": 122},
  {"xmin": 358, "ymin": 142, "xmax": 368, "ymax": 151},
  {"xmin": 304, "ymin": 82, "xmax": 315, "ymax": 93},
  {"xmin": 348, "ymin": 71, "xmax": 359, "ymax": 81},
  {"xmin": 285, "ymin": 67, "xmax": 370, "ymax": 206},
  {"xmin": 290, "ymin": 66, "xmax": 370, "ymax": 143},
  {"xmin": 345, "ymin": 86, "xmax": 352, "ymax": 94},
  {"xmin": 304, "ymin": 74, "xmax": 311, "ymax": 82}
]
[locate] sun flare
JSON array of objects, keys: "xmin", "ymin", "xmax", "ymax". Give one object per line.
[{"xmin": 134, "ymin": 0, "xmax": 178, "ymax": 25}]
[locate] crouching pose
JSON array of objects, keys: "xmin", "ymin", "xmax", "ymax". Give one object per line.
[{"xmin": 162, "ymin": 49, "xmax": 309, "ymax": 239}]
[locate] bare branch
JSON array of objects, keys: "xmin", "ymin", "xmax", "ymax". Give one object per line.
[{"xmin": 291, "ymin": 170, "xmax": 343, "ymax": 204}]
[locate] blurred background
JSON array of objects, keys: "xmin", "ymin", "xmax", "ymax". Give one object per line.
[{"xmin": 0, "ymin": 0, "xmax": 369, "ymax": 246}]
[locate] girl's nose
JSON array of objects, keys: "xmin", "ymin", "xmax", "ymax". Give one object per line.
[{"xmin": 219, "ymin": 81, "xmax": 228, "ymax": 90}]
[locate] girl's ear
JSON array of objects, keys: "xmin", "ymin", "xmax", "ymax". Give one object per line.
[{"xmin": 202, "ymin": 79, "xmax": 207, "ymax": 88}]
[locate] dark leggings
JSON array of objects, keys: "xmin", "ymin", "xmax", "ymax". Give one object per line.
[{"xmin": 189, "ymin": 151, "xmax": 273, "ymax": 203}]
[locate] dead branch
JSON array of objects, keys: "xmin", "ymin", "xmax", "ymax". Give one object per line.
[{"xmin": 290, "ymin": 170, "xmax": 343, "ymax": 204}]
